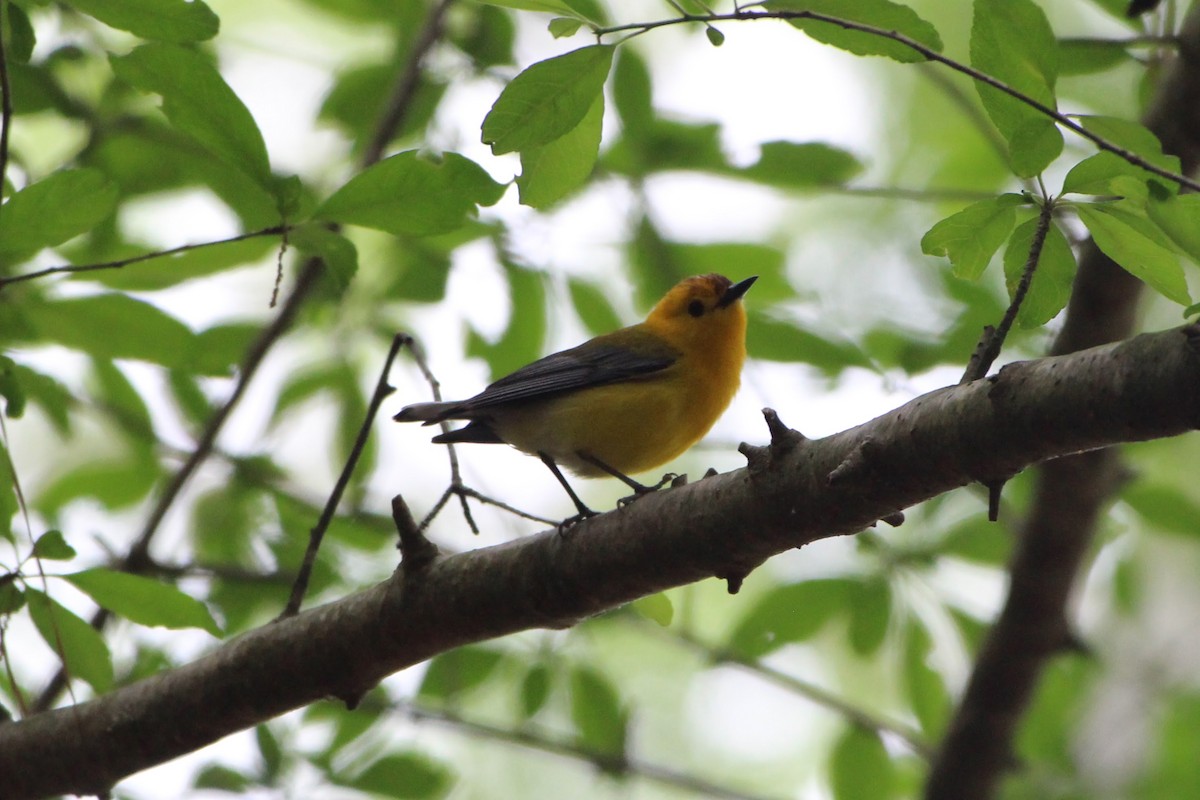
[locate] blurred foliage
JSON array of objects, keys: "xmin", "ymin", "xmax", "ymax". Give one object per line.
[{"xmin": 1, "ymin": 0, "xmax": 1199, "ymax": 799}]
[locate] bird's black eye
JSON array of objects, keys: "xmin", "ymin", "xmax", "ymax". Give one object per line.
[{"xmin": 687, "ymin": 300, "xmax": 705, "ymax": 317}]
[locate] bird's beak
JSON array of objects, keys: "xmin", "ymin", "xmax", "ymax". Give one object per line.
[{"xmin": 718, "ymin": 275, "xmax": 758, "ymax": 308}]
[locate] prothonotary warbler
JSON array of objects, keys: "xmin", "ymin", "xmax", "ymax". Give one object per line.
[{"xmin": 394, "ymin": 273, "xmax": 756, "ymax": 523}]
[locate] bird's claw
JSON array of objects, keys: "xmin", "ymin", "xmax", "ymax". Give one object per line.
[
  {"xmin": 616, "ymin": 472, "xmax": 679, "ymax": 508},
  {"xmin": 556, "ymin": 508, "xmax": 598, "ymax": 535}
]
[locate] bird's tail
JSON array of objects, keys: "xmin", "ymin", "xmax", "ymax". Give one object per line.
[{"xmin": 392, "ymin": 401, "xmax": 459, "ymax": 425}]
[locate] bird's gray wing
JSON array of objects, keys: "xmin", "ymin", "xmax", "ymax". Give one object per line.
[{"xmin": 439, "ymin": 338, "xmax": 678, "ymax": 419}]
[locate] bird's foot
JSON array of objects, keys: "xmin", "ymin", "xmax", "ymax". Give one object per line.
[
  {"xmin": 616, "ymin": 472, "xmax": 680, "ymax": 508},
  {"xmin": 556, "ymin": 506, "xmax": 599, "ymax": 536}
]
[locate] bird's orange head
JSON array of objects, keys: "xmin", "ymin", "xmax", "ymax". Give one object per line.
[{"xmin": 642, "ymin": 273, "xmax": 755, "ymax": 377}]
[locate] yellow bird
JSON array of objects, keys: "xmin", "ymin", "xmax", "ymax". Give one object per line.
[{"xmin": 394, "ymin": 273, "xmax": 756, "ymax": 522}]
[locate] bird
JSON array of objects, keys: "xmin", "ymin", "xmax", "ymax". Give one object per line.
[{"xmin": 394, "ymin": 273, "xmax": 756, "ymax": 524}]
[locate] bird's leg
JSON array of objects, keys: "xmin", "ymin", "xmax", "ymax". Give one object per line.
[
  {"xmin": 538, "ymin": 452, "xmax": 596, "ymax": 531},
  {"xmin": 576, "ymin": 452, "xmax": 676, "ymax": 508}
]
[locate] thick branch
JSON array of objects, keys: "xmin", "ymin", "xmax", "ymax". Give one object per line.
[{"xmin": 2, "ymin": 326, "xmax": 1198, "ymax": 799}]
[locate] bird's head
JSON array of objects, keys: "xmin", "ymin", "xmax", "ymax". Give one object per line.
[{"xmin": 644, "ymin": 273, "xmax": 756, "ymax": 358}]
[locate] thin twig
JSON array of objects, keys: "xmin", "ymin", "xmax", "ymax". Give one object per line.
[
  {"xmin": 402, "ymin": 702, "xmax": 789, "ymax": 800},
  {"xmin": 960, "ymin": 196, "xmax": 1056, "ymax": 384},
  {"xmin": 0, "ymin": 226, "xmax": 288, "ymax": 291},
  {"xmin": 403, "ymin": 337, "xmax": 479, "ymax": 534},
  {"xmin": 362, "ymin": 0, "xmax": 454, "ymax": 166},
  {"xmin": 592, "ymin": 10, "xmax": 1200, "ymax": 193},
  {"xmin": 281, "ymin": 333, "xmax": 409, "ymax": 618}
]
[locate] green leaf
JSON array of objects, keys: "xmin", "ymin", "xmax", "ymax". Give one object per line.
[
  {"xmin": 452, "ymin": 5, "xmax": 516, "ymax": 69},
  {"xmin": 33, "ymin": 530, "xmax": 76, "ymax": 561},
  {"xmin": 0, "ymin": 169, "xmax": 118, "ymax": 261},
  {"xmin": 847, "ymin": 578, "xmax": 890, "ymax": 656},
  {"xmin": 1002, "ymin": 218, "xmax": 1076, "ymax": 328},
  {"xmin": 69, "ymin": 0, "xmax": 220, "ymax": 43},
  {"xmin": 481, "ymin": 45, "xmax": 614, "ymax": 155},
  {"xmin": 568, "ymin": 277, "xmax": 624, "ymax": 336},
  {"xmin": 904, "ymin": 622, "xmax": 950, "ymax": 737},
  {"xmin": 110, "ymin": 44, "xmax": 274, "ymax": 193},
  {"xmin": 941, "ymin": 515, "xmax": 1012, "ymax": 566},
  {"xmin": 37, "ymin": 457, "xmax": 161, "ymax": 516},
  {"xmin": 168, "ymin": 370, "xmax": 215, "ymax": 430},
  {"xmin": 320, "ymin": 64, "xmax": 446, "ymax": 148},
  {"xmin": 920, "ymin": 194, "xmax": 1024, "ymax": 279},
  {"xmin": 1147, "ymin": 192, "xmax": 1200, "ymax": 264},
  {"xmin": 830, "ymin": 726, "xmax": 894, "ymax": 800},
  {"xmin": 737, "ymin": 141, "xmax": 863, "ymax": 189},
  {"xmin": 766, "ymin": 0, "xmax": 943, "ymax": 63},
  {"xmin": 631, "ymin": 592, "xmax": 674, "ymax": 626},
  {"xmin": 316, "ymin": 151, "xmax": 504, "ymax": 236},
  {"xmin": 348, "ymin": 752, "xmax": 454, "ymax": 799},
  {"xmin": 606, "ymin": 119, "xmax": 727, "ymax": 178},
  {"xmin": 92, "ymin": 359, "xmax": 153, "ymax": 443},
  {"xmin": 2, "ymin": 3, "xmax": 36, "ymax": 64},
  {"xmin": 1078, "ymin": 116, "xmax": 1179, "ymax": 192},
  {"xmin": 728, "ymin": 578, "xmax": 853, "ymax": 658},
  {"xmin": 1137, "ymin": 693, "xmax": 1200, "ymax": 798},
  {"xmin": 65, "ymin": 568, "xmax": 222, "ymax": 635},
  {"xmin": 0, "ymin": 356, "xmax": 25, "ymax": 418},
  {"xmin": 27, "ymin": 589, "xmax": 114, "ymax": 692},
  {"xmin": 1075, "ymin": 203, "xmax": 1190, "ymax": 305},
  {"xmin": 1063, "ymin": 153, "xmax": 1150, "ymax": 200},
  {"xmin": 193, "ymin": 765, "xmax": 253, "ymax": 792},
  {"xmin": 1057, "ymin": 38, "xmax": 1132, "ymax": 76},
  {"xmin": 519, "ymin": 663, "xmax": 552, "ymax": 719},
  {"xmin": 570, "ymin": 666, "xmax": 627, "ymax": 759},
  {"xmin": 747, "ymin": 313, "xmax": 872, "ymax": 374},
  {"xmin": 21, "ymin": 294, "xmax": 202, "ymax": 370},
  {"xmin": 418, "ymin": 646, "xmax": 505, "ymax": 700},
  {"xmin": 1123, "ymin": 482, "xmax": 1200, "ymax": 540},
  {"xmin": 6, "ymin": 364, "xmax": 73, "ymax": 434},
  {"xmin": 256, "ymin": 723, "xmax": 283, "ymax": 782},
  {"xmin": 467, "ymin": 265, "xmax": 547, "ymax": 380},
  {"xmin": 548, "ymin": 17, "xmax": 583, "ymax": 38},
  {"xmin": 290, "ymin": 224, "xmax": 359, "ymax": 291},
  {"xmin": 0, "ymin": 580, "xmax": 24, "ymax": 614},
  {"xmin": 612, "ymin": 49, "xmax": 653, "ymax": 140},
  {"xmin": 190, "ymin": 323, "xmax": 260, "ymax": 376},
  {"xmin": 0, "ymin": 440, "xmax": 19, "ymax": 542},
  {"xmin": 517, "ymin": 93, "xmax": 603, "ymax": 209},
  {"xmin": 970, "ymin": 0, "xmax": 1062, "ymax": 177}
]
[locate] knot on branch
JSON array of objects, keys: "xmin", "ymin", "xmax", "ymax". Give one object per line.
[
  {"xmin": 827, "ymin": 435, "xmax": 884, "ymax": 486},
  {"xmin": 392, "ymin": 494, "xmax": 439, "ymax": 573},
  {"xmin": 739, "ymin": 408, "xmax": 806, "ymax": 475}
]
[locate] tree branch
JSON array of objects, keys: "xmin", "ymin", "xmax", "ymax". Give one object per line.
[{"xmin": 2, "ymin": 325, "xmax": 1198, "ymax": 799}]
